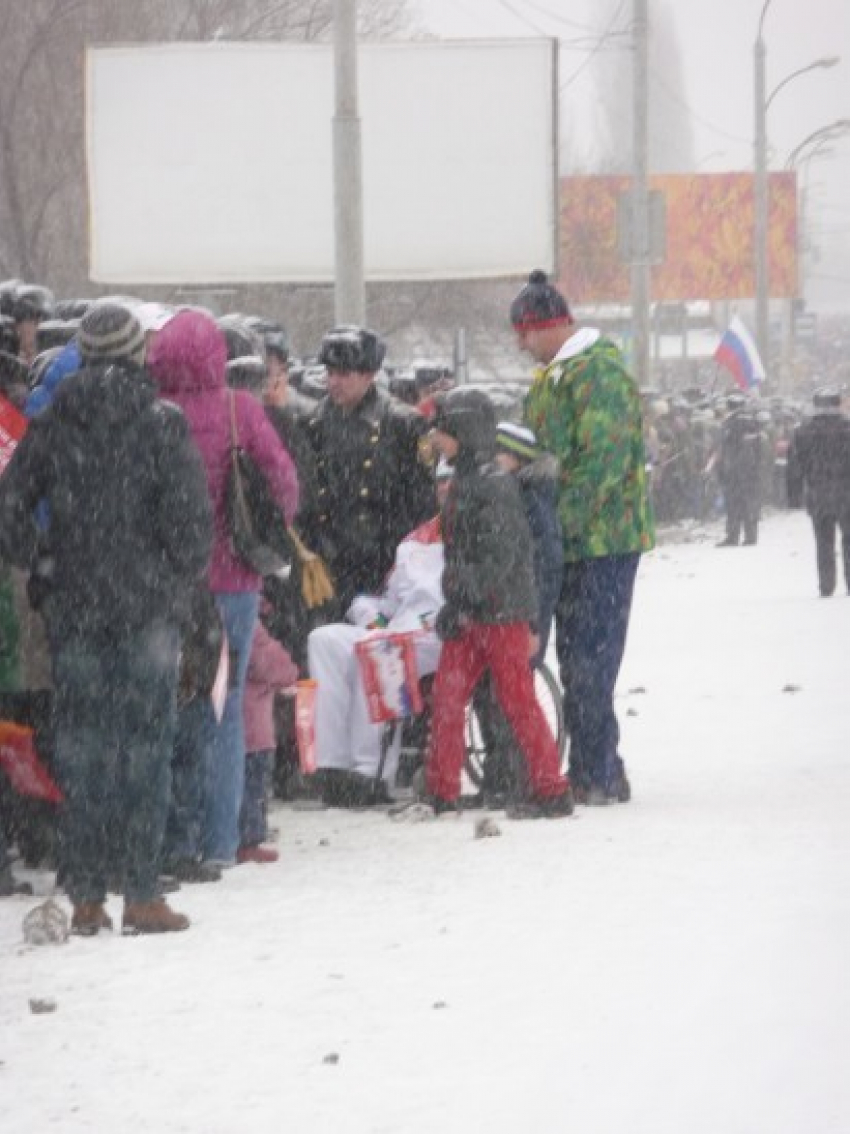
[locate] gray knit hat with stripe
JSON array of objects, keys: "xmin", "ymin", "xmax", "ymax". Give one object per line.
[{"xmin": 79, "ymin": 302, "xmax": 146, "ymax": 366}]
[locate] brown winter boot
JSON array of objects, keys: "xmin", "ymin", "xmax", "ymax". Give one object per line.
[
  {"xmin": 122, "ymin": 899, "xmax": 190, "ymax": 936},
  {"xmin": 71, "ymin": 902, "xmax": 113, "ymax": 937}
]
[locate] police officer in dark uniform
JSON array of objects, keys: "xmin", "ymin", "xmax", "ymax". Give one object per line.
[
  {"xmin": 305, "ymin": 325, "xmax": 436, "ymax": 618},
  {"xmin": 786, "ymin": 387, "xmax": 850, "ymax": 596},
  {"xmin": 715, "ymin": 393, "xmax": 765, "ymax": 546}
]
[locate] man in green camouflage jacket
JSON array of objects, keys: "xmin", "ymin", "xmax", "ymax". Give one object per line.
[{"xmin": 512, "ymin": 270, "xmax": 655, "ymax": 805}]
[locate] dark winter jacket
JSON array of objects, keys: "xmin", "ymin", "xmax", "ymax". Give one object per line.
[
  {"xmin": 786, "ymin": 411, "xmax": 850, "ymax": 515},
  {"xmin": 265, "ymin": 402, "xmax": 319, "ymax": 530},
  {"xmin": 516, "ymin": 454, "xmax": 563, "ymax": 661},
  {"xmin": 305, "ymin": 384, "xmax": 435, "ymax": 614},
  {"xmin": 0, "ymin": 359, "xmax": 213, "ymax": 640},
  {"xmin": 436, "ymin": 399, "xmax": 537, "ymax": 639},
  {"xmin": 262, "ymin": 402, "xmax": 322, "ymax": 668}
]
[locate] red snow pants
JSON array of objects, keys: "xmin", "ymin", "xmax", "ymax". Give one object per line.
[{"xmin": 425, "ymin": 621, "xmax": 567, "ymax": 803}]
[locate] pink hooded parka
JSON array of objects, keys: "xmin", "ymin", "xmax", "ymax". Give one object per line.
[{"xmin": 148, "ymin": 309, "xmax": 299, "ymax": 592}]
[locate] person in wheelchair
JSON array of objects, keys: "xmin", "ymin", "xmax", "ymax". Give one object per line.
[{"xmin": 306, "ymin": 462, "xmax": 452, "ymax": 808}]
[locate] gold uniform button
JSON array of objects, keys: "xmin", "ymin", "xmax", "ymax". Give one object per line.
[
  {"xmin": 360, "ymin": 488, "xmax": 369, "ymax": 498},
  {"xmin": 363, "ymin": 459, "xmax": 373, "ymax": 469}
]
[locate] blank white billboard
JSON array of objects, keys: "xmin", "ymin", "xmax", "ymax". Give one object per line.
[{"xmin": 86, "ymin": 39, "xmax": 557, "ymax": 284}]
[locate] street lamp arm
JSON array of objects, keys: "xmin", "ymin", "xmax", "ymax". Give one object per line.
[
  {"xmin": 765, "ymin": 56, "xmax": 840, "ymax": 113},
  {"xmin": 757, "ymin": 0, "xmax": 774, "ymax": 42},
  {"xmin": 785, "ymin": 119, "xmax": 850, "ymax": 168}
]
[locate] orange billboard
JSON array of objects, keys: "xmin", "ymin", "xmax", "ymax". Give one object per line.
[{"xmin": 559, "ymin": 173, "xmax": 798, "ymax": 302}]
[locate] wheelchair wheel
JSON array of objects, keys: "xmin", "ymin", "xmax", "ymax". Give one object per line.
[{"xmin": 463, "ymin": 661, "xmax": 566, "ymax": 789}]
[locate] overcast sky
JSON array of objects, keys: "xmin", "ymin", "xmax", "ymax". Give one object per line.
[{"xmin": 413, "ymin": 0, "xmax": 850, "ymax": 310}]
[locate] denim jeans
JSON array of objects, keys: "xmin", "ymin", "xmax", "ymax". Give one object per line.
[
  {"xmin": 162, "ymin": 695, "xmax": 210, "ymax": 866},
  {"xmin": 555, "ymin": 554, "xmax": 640, "ymax": 793},
  {"xmin": 239, "ymin": 749, "xmax": 273, "ymax": 847},
  {"xmin": 202, "ymin": 591, "xmax": 258, "ymax": 864},
  {"xmin": 51, "ymin": 623, "xmax": 180, "ymax": 905}
]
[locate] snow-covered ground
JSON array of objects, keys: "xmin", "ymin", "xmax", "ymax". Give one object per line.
[{"xmin": 2, "ymin": 510, "xmax": 849, "ymax": 1134}]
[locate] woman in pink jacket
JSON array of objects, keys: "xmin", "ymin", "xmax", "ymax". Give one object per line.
[
  {"xmin": 239, "ymin": 619, "xmax": 298, "ymax": 863},
  {"xmin": 148, "ymin": 309, "xmax": 299, "ymax": 868}
]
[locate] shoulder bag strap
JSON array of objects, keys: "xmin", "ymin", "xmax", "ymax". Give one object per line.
[{"xmin": 228, "ymin": 389, "xmax": 251, "ymax": 527}]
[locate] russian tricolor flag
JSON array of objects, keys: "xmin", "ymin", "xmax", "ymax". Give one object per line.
[{"xmin": 713, "ymin": 315, "xmax": 765, "ymax": 391}]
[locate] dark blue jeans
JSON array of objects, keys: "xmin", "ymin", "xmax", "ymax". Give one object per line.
[
  {"xmin": 239, "ymin": 749, "xmax": 273, "ymax": 847},
  {"xmin": 51, "ymin": 623, "xmax": 180, "ymax": 905},
  {"xmin": 162, "ymin": 696, "xmax": 210, "ymax": 866},
  {"xmin": 202, "ymin": 592, "xmax": 258, "ymax": 864},
  {"xmin": 555, "ymin": 554, "xmax": 640, "ymax": 793}
]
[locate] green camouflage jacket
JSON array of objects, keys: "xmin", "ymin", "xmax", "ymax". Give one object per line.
[{"xmin": 523, "ymin": 334, "xmax": 655, "ymax": 562}]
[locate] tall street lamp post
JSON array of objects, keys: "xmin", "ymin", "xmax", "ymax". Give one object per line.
[
  {"xmin": 630, "ymin": 0, "xmax": 650, "ymax": 388},
  {"xmin": 753, "ymin": 0, "xmax": 771, "ymax": 376},
  {"xmin": 754, "ymin": 0, "xmax": 838, "ymax": 380}
]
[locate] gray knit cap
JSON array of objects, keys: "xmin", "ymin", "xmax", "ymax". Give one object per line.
[{"xmin": 78, "ymin": 302, "xmax": 146, "ymax": 366}]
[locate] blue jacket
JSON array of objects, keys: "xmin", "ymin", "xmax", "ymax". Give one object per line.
[
  {"xmin": 516, "ymin": 454, "xmax": 563, "ymax": 665},
  {"xmin": 25, "ymin": 341, "xmax": 81, "ymax": 418}
]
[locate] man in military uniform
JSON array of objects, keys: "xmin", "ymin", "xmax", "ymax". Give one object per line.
[
  {"xmin": 786, "ymin": 388, "xmax": 850, "ymax": 596},
  {"xmin": 305, "ymin": 325, "xmax": 435, "ymax": 618}
]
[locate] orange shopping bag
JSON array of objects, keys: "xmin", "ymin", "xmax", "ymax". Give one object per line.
[
  {"xmin": 0, "ymin": 720, "xmax": 63, "ymax": 803},
  {"xmin": 294, "ymin": 679, "xmax": 318, "ymax": 775}
]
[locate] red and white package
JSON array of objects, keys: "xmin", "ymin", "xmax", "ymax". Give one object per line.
[
  {"xmin": 295, "ymin": 679, "xmax": 318, "ymax": 774},
  {"xmin": 355, "ymin": 631, "xmax": 423, "ymax": 724}
]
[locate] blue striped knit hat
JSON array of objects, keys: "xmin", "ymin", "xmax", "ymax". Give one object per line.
[{"xmin": 495, "ymin": 421, "xmax": 541, "ymax": 464}]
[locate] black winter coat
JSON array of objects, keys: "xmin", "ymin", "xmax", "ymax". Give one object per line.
[
  {"xmin": 264, "ymin": 402, "xmax": 320, "ymax": 530},
  {"xmin": 437, "ymin": 426, "xmax": 537, "ymax": 639},
  {"xmin": 0, "ymin": 360, "xmax": 213, "ymax": 641},
  {"xmin": 717, "ymin": 410, "xmax": 764, "ymax": 502},
  {"xmin": 305, "ymin": 385, "xmax": 435, "ymax": 613},
  {"xmin": 786, "ymin": 412, "xmax": 850, "ymax": 516}
]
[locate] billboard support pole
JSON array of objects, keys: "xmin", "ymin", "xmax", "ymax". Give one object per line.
[{"xmin": 333, "ymin": 0, "xmax": 365, "ymax": 325}]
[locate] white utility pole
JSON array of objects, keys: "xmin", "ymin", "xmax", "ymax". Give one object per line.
[{"xmin": 333, "ymin": 0, "xmax": 365, "ymax": 324}]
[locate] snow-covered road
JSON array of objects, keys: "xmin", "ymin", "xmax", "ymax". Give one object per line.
[{"xmin": 2, "ymin": 510, "xmax": 848, "ymax": 1134}]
